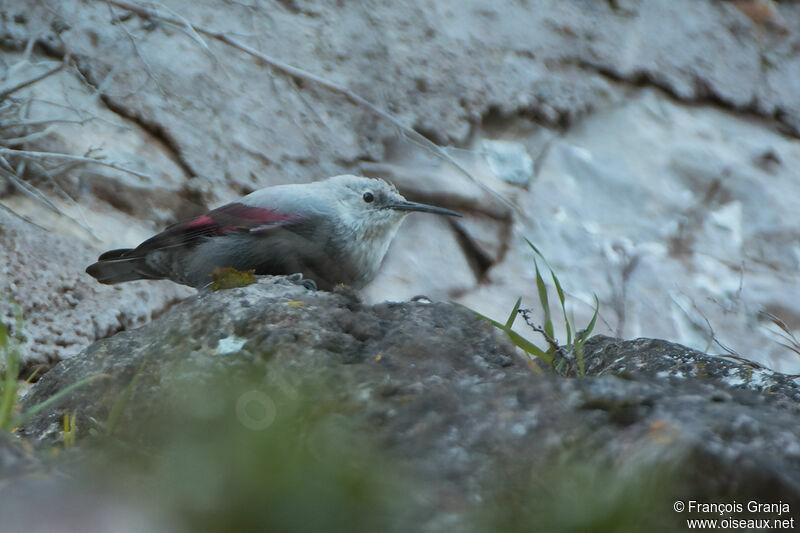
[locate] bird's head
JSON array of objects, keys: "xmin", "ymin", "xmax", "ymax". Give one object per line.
[{"xmin": 322, "ymin": 175, "xmax": 461, "ymax": 239}]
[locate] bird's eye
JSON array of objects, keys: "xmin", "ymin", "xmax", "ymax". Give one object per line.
[{"xmin": 363, "ymin": 191, "xmax": 374, "ymax": 203}]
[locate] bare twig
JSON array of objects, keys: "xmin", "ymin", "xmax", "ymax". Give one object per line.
[
  {"xmin": 518, "ymin": 307, "xmax": 573, "ymax": 373},
  {"xmin": 289, "ymin": 77, "xmax": 334, "ymax": 135},
  {"xmin": 19, "ymin": 34, "xmax": 36, "ymax": 63},
  {"xmin": 105, "ymin": 0, "xmax": 169, "ymax": 96},
  {"xmin": 15, "ymin": 96, "xmax": 34, "ymax": 176},
  {"xmin": 0, "ymin": 155, "xmax": 16, "ymax": 174},
  {"xmin": 2, "ymin": 168, "xmax": 61, "ymax": 212},
  {"xmin": 695, "ymin": 303, "xmax": 720, "ymax": 354},
  {"xmin": 0, "ymin": 200, "xmax": 50, "ymax": 231},
  {"xmin": 716, "ymin": 349, "xmax": 768, "ymax": 371},
  {"xmin": 762, "ymin": 311, "xmax": 800, "ymax": 343},
  {"xmin": 271, "ymin": 75, "xmax": 325, "ymax": 154},
  {"xmin": 713, "ymin": 335, "xmax": 800, "ymax": 379},
  {"xmin": 0, "ymin": 126, "xmax": 57, "ymax": 145},
  {"xmin": 2, "ymin": 118, "xmax": 92, "ymax": 128},
  {"xmin": 107, "ymin": 0, "xmax": 518, "ymax": 213},
  {"xmin": 152, "ymin": 1, "xmax": 213, "ymax": 56},
  {"xmin": 28, "ymin": 159, "xmax": 101, "ymax": 240},
  {"xmin": 0, "ymin": 147, "xmax": 153, "ymax": 181},
  {"xmin": 0, "ymin": 56, "xmax": 69, "ymax": 100},
  {"xmin": 0, "ymin": 167, "xmax": 99, "ymax": 238},
  {"xmin": 34, "ymin": 160, "xmax": 85, "ymax": 178},
  {"xmin": 761, "ymin": 310, "xmax": 800, "ymax": 357}
]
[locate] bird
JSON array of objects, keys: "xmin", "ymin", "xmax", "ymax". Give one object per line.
[{"xmin": 86, "ymin": 175, "xmax": 461, "ymax": 290}]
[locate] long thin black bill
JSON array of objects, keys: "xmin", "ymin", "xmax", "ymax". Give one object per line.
[{"xmin": 387, "ymin": 201, "xmax": 462, "ymax": 217}]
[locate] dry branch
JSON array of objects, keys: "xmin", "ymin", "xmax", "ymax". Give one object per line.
[
  {"xmin": 0, "ymin": 147, "xmax": 153, "ymax": 181},
  {"xmin": 0, "ymin": 162, "xmax": 99, "ymax": 238},
  {"xmin": 0, "ymin": 57, "xmax": 68, "ymax": 100},
  {"xmin": 0, "ymin": 200, "xmax": 50, "ymax": 231},
  {"xmin": 0, "ymin": 127, "xmax": 56, "ymax": 145},
  {"xmin": 2, "ymin": 118, "xmax": 91, "ymax": 128}
]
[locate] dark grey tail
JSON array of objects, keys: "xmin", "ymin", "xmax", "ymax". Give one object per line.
[{"xmin": 86, "ymin": 248, "xmax": 158, "ymax": 284}]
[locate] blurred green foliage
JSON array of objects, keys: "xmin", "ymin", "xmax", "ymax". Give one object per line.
[
  {"xmin": 472, "ymin": 455, "xmax": 681, "ymax": 533},
  {"xmin": 41, "ymin": 360, "xmax": 680, "ymax": 533},
  {"xmin": 76, "ymin": 367, "xmax": 409, "ymax": 533},
  {"xmin": 1, "ymin": 303, "xmax": 98, "ymax": 432}
]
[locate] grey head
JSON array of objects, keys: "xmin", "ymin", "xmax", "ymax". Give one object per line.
[
  {"xmin": 295, "ymin": 174, "xmax": 461, "ymax": 287},
  {"xmin": 312, "ymin": 174, "xmax": 461, "ymax": 234}
]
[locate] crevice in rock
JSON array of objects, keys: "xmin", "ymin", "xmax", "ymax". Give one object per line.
[
  {"xmin": 47, "ymin": 47, "xmax": 200, "ymax": 181},
  {"xmin": 576, "ymin": 59, "xmax": 800, "ymax": 139},
  {"xmin": 494, "ymin": 214, "xmax": 514, "ymax": 265},
  {"xmin": 99, "ymin": 95, "xmax": 197, "ymax": 179},
  {"xmin": 149, "ymin": 291, "xmax": 193, "ymax": 322},
  {"xmin": 2, "ymin": 33, "xmax": 197, "ymax": 181},
  {"xmin": 480, "ymin": 103, "xmax": 572, "ymax": 135},
  {"xmin": 411, "ymin": 124, "xmax": 448, "ymax": 147},
  {"xmin": 449, "ymin": 220, "xmax": 494, "ymax": 282}
]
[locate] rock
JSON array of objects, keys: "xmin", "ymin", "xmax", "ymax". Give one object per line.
[
  {"xmin": 456, "ymin": 88, "xmax": 800, "ymax": 373},
  {"xmin": 0, "ymin": 211, "xmax": 191, "ymax": 367},
  {"xmin": 0, "ymin": 432, "xmax": 38, "ymax": 481},
  {"xmin": 481, "ymin": 140, "xmax": 533, "ymax": 186},
  {"xmin": 0, "ymin": 51, "xmax": 191, "ymax": 239},
  {"xmin": 20, "ymin": 278, "xmax": 521, "ymax": 445},
  {"xmin": 16, "ymin": 279, "xmax": 800, "ymax": 528},
  {"xmin": 446, "ymin": 214, "xmax": 511, "ymax": 278},
  {"xmin": 25, "ymin": 0, "xmax": 797, "ymax": 193}
]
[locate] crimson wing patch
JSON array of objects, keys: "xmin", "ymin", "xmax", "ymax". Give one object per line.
[{"xmin": 134, "ymin": 202, "xmax": 298, "ymax": 253}]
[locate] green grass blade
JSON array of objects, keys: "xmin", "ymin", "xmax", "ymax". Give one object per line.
[
  {"xmin": 0, "ymin": 321, "xmax": 20, "ymax": 431},
  {"xmin": 576, "ymin": 347, "xmax": 585, "ymax": 376},
  {"xmin": 527, "ymin": 239, "xmax": 558, "ymax": 272},
  {"xmin": 533, "ymin": 257, "xmax": 554, "ymax": 342},
  {"xmin": 505, "ymin": 297, "xmax": 522, "ymax": 330},
  {"xmin": 13, "ymin": 375, "xmax": 104, "ymax": 428},
  {"xmin": 507, "ymin": 330, "xmax": 552, "ymax": 363},
  {"xmin": 582, "ymin": 295, "xmax": 600, "ymax": 340},
  {"xmin": 24, "ymin": 366, "xmax": 42, "ymax": 385},
  {"xmin": 106, "ymin": 360, "xmax": 146, "ymax": 436},
  {"xmin": 62, "ymin": 410, "xmax": 78, "ymax": 448},
  {"xmin": 550, "ymin": 270, "xmax": 572, "ymax": 346},
  {"xmin": 525, "ymin": 238, "xmax": 544, "ymax": 259},
  {"xmin": 0, "ymin": 319, "xmax": 8, "ymax": 351},
  {"xmin": 574, "ymin": 295, "xmax": 600, "ymax": 377},
  {"xmin": 528, "ymin": 239, "xmax": 569, "ymax": 345},
  {"xmin": 455, "ymin": 302, "xmax": 551, "ymax": 364},
  {"xmin": 458, "ymin": 305, "xmax": 509, "ymax": 330}
]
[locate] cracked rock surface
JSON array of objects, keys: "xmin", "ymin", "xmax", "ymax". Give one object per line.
[{"xmin": 0, "ymin": 210, "xmax": 191, "ymax": 366}]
